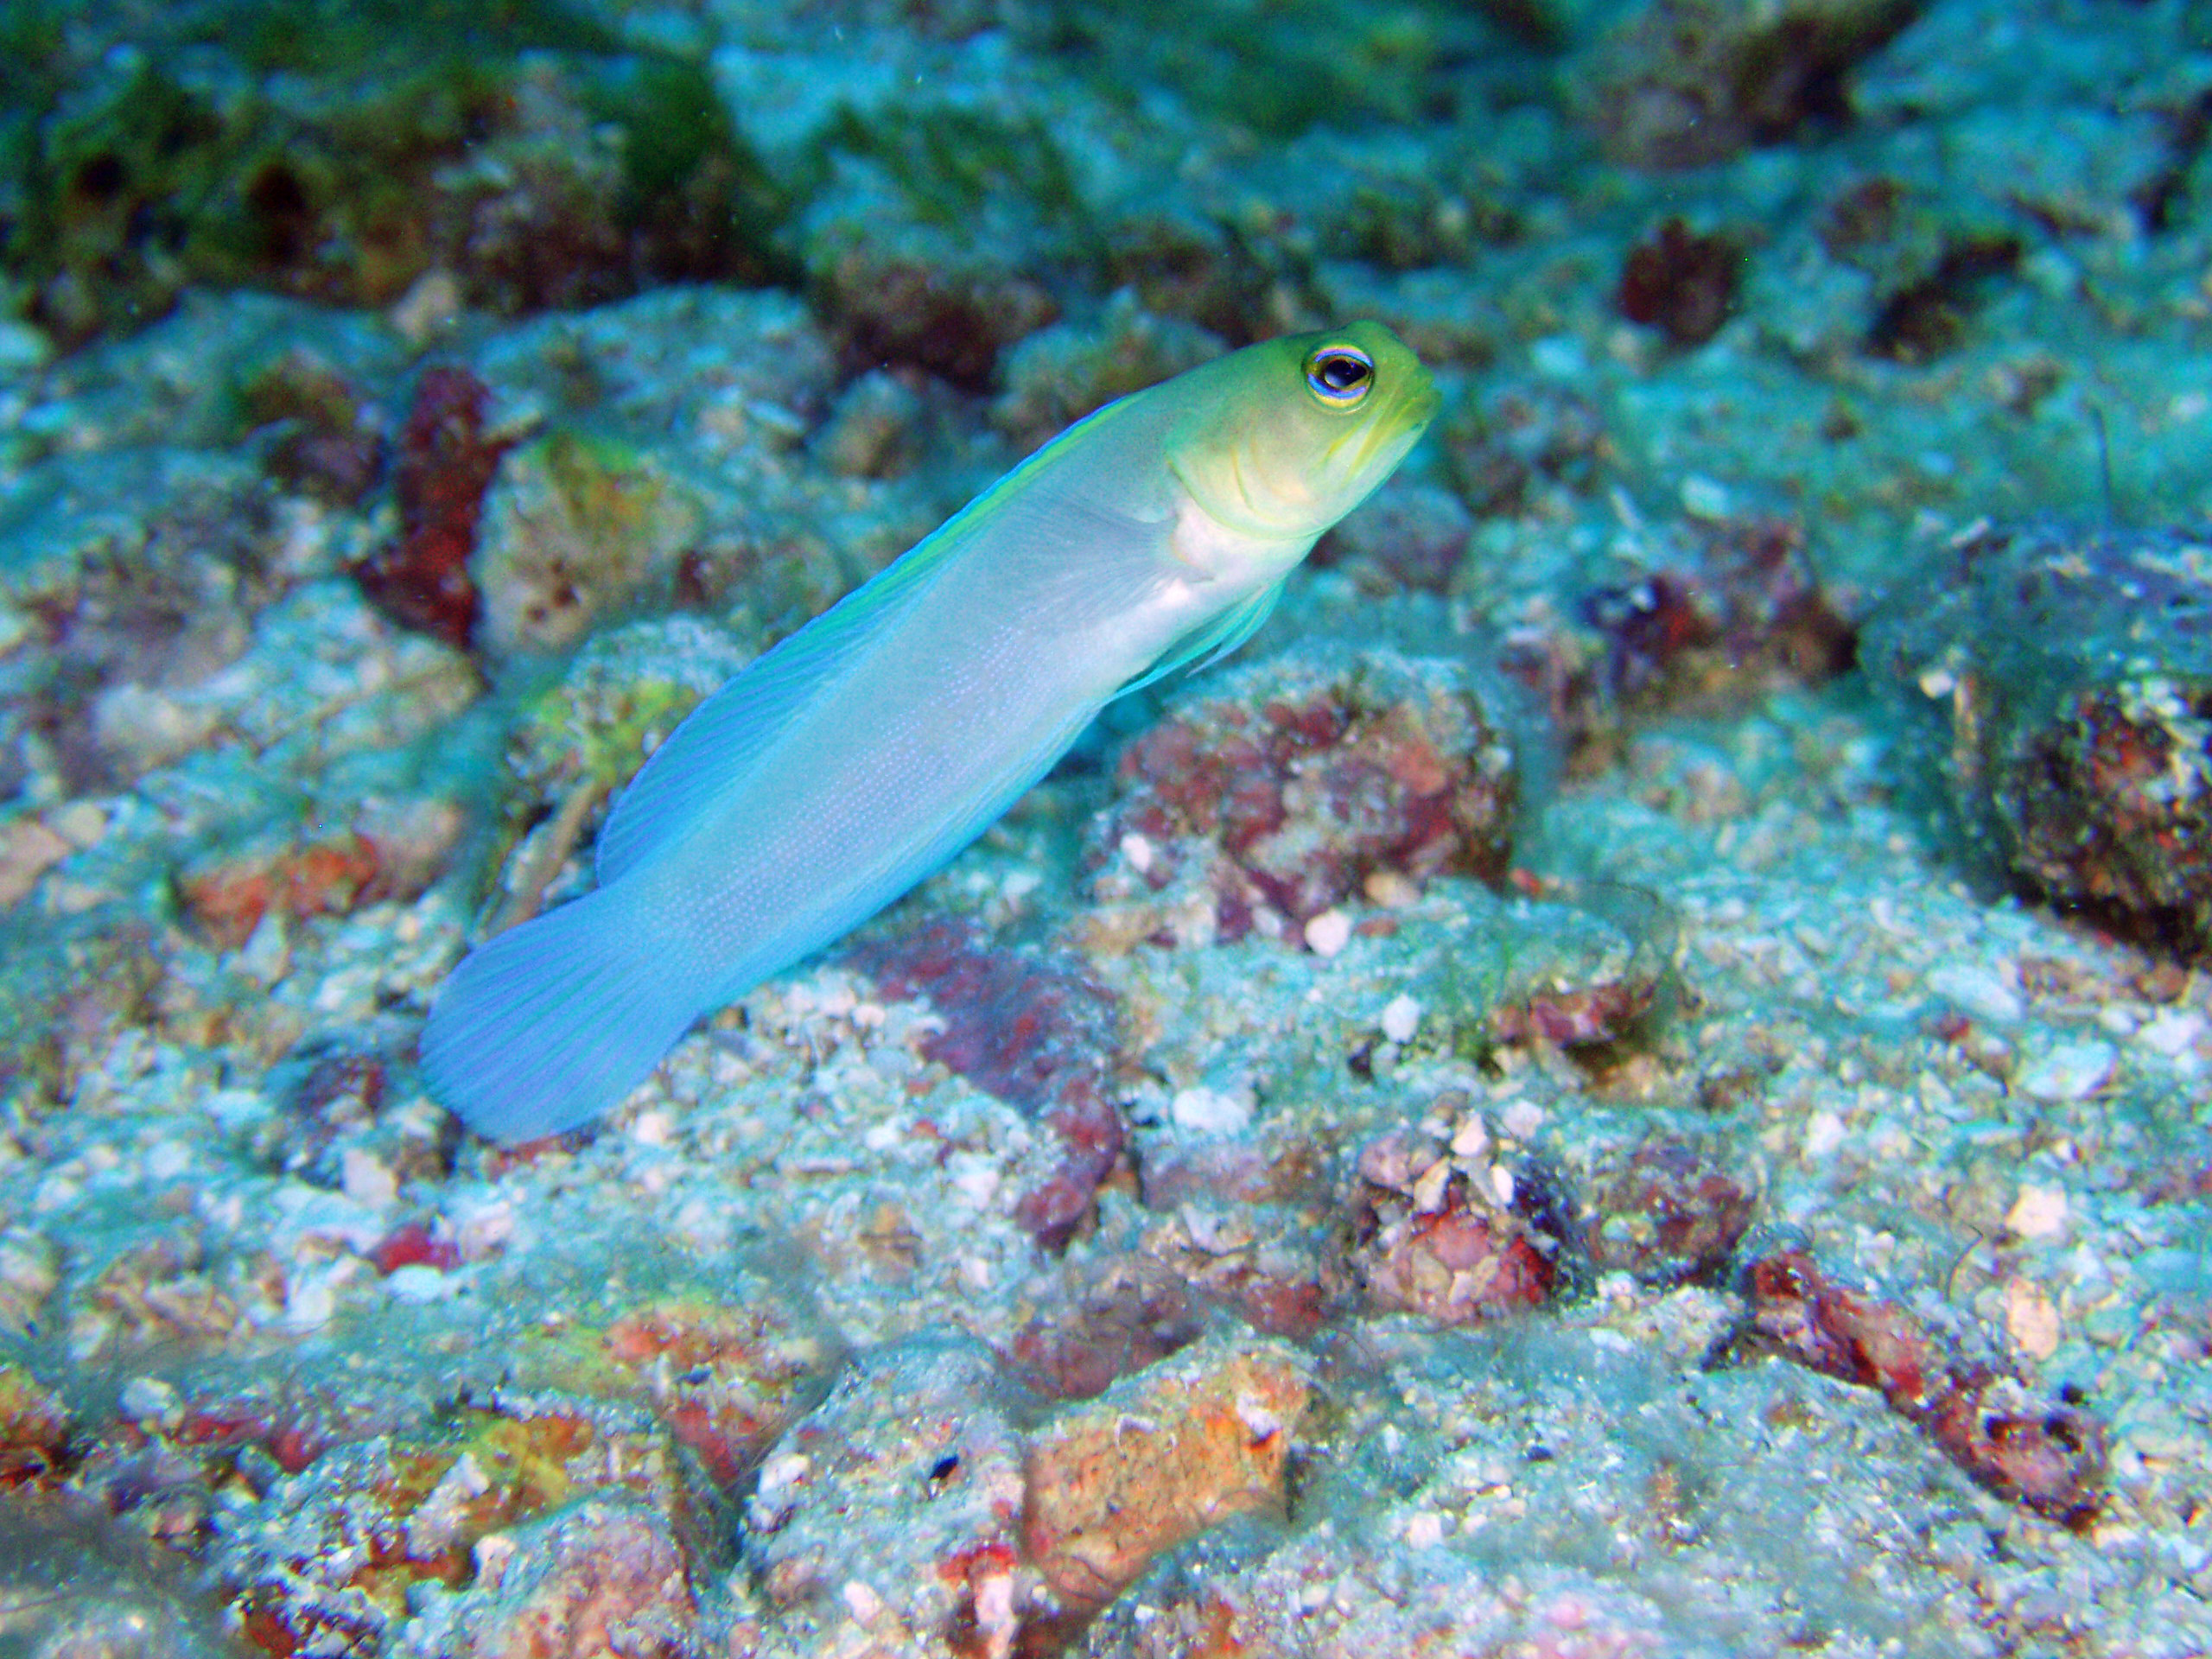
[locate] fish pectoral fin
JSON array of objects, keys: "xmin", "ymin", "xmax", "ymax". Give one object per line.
[{"xmin": 1111, "ymin": 576, "xmax": 1286, "ymax": 701}]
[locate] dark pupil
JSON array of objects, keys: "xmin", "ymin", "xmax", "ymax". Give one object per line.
[{"xmin": 1319, "ymin": 353, "xmax": 1370, "ymax": 392}]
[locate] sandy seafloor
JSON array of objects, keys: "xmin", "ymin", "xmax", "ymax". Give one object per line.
[{"xmin": 3, "ymin": 0, "xmax": 2212, "ymax": 1654}]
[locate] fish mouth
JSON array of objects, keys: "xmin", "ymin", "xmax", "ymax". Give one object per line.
[{"xmin": 1325, "ymin": 378, "xmax": 1440, "ymax": 480}]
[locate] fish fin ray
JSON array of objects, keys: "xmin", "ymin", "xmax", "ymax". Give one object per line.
[{"xmin": 418, "ymin": 887, "xmax": 709, "ymax": 1142}]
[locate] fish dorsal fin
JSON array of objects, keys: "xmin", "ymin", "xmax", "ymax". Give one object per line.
[
  {"xmin": 594, "ymin": 549, "xmax": 938, "ymax": 884},
  {"xmin": 594, "ymin": 397, "xmax": 1147, "ymax": 886},
  {"xmin": 1112, "ymin": 575, "xmax": 1285, "ymax": 701}
]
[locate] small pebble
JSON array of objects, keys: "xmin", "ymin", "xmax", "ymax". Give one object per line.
[
  {"xmin": 0, "ymin": 317, "xmax": 52, "ymax": 371},
  {"xmin": 2005, "ymin": 1277, "xmax": 2062, "ymax": 1359},
  {"xmin": 1364, "ymin": 869, "xmax": 1421, "ymax": 907},
  {"xmin": 2005, "ymin": 1185, "xmax": 2069, "ymax": 1240},
  {"xmin": 1501, "ymin": 1100, "xmax": 1547, "ymax": 1139},
  {"xmin": 1171, "ymin": 1085, "xmax": 1254, "ymax": 1137},
  {"xmin": 1411, "ymin": 1158, "xmax": 1452, "ymax": 1214},
  {"xmin": 1679, "ymin": 474, "xmax": 1732, "ymax": 519},
  {"xmin": 120, "ymin": 1376, "xmax": 179, "ymax": 1422},
  {"xmin": 385, "ymin": 1264, "xmax": 453, "ymax": 1304},
  {"xmin": 1927, "ymin": 963, "xmax": 2023, "ymax": 1024},
  {"xmin": 143, "ymin": 1141, "xmax": 191, "ymax": 1181},
  {"xmin": 842, "ymin": 1580, "xmax": 886, "ymax": 1623},
  {"xmin": 1380, "ymin": 995, "xmax": 1422, "ymax": 1044},
  {"xmin": 340, "ymin": 1148, "xmax": 397, "ymax": 1210},
  {"xmin": 2139, "ymin": 1010, "xmax": 2206, "ymax": 1058},
  {"xmin": 2016, "ymin": 1041, "xmax": 2115, "ymax": 1103},
  {"xmin": 1305, "ymin": 909, "xmax": 1354, "ymax": 957}
]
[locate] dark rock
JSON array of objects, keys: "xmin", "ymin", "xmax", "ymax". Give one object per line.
[
  {"xmin": 1865, "ymin": 522, "xmax": 2212, "ymax": 960},
  {"xmin": 1617, "ymin": 219, "xmax": 1746, "ymax": 347}
]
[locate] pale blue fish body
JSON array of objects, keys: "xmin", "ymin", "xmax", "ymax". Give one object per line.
[{"xmin": 421, "ymin": 322, "xmax": 1439, "ymax": 1141}]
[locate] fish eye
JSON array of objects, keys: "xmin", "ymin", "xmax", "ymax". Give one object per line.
[{"xmin": 1304, "ymin": 344, "xmax": 1374, "ymax": 407}]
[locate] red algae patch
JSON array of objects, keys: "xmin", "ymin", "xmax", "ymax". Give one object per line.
[
  {"xmin": 1738, "ymin": 1246, "xmax": 2107, "ymax": 1526},
  {"xmin": 851, "ymin": 918, "xmax": 1128, "ymax": 1249},
  {"xmin": 352, "ymin": 366, "xmax": 507, "ymax": 649},
  {"xmin": 1087, "ymin": 646, "xmax": 1520, "ymax": 952}
]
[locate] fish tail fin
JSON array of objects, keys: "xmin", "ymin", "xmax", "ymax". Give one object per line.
[{"xmin": 418, "ymin": 883, "xmax": 708, "ymax": 1143}]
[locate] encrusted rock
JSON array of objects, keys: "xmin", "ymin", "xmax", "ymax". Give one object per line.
[
  {"xmin": 1088, "ymin": 647, "xmax": 1522, "ymax": 950},
  {"xmin": 178, "ymin": 831, "xmax": 384, "ymax": 952},
  {"xmin": 13, "ymin": 36, "xmax": 781, "ymax": 352},
  {"xmin": 0, "ymin": 1494, "xmax": 238, "ymax": 1656},
  {"xmin": 990, "ymin": 294, "xmax": 1227, "ymax": 452},
  {"xmin": 1738, "ymin": 1247, "xmax": 2106, "ymax": 1525},
  {"xmin": 1866, "ymin": 523, "xmax": 2212, "ymax": 960},
  {"xmin": 0, "ymin": 449, "xmax": 281, "ymax": 788},
  {"xmin": 1023, "ymin": 1334, "xmax": 1311, "ymax": 1625},
  {"xmin": 1313, "ymin": 478, "xmax": 1474, "ymax": 596},
  {"xmin": 536, "ymin": 1293, "xmax": 835, "ymax": 1490},
  {"xmin": 1007, "ymin": 1259, "xmax": 1208, "ymax": 1402},
  {"xmin": 213, "ymin": 1395, "xmax": 721, "ymax": 1658},
  {"xmin": 850, "ymin": 919, "xmax": 1127, "ymax": 1249},
  {"xmin": 795, "ymin": 101, "xmax": 1074, "ymax": 389},
  {"xmin": 395, "ymin": 1490, "xmax": 700, "ymax": 1659},
  {"xmin": 0, "ymin": 1227, "xmax": 61, "ymax": 1338},
  {"xmin": 508, "ymin": 616, "xmax": 758, "ymax": 815},
  {"xmin": 1581, "ymin": 0, "xmax": 1927, "ymax": 169},
  {"xmin": 472, "ymin": 432, "xmax": 702, "ymax": 658},
  {"xmin": 0, "ymin": 1359, "xmax": 71, "ymax": 1487},
  {"xmin": 741, "ymin": 1334, "xmax": 1030, "ymax": 1659},
  {"xmin": 1374, "ymin": 882, "xmax": 1675, "ymax": 1067},
  {"xmin": 1818, "ymin": 175, "xmax": 2024, "ymax": 360},
  {"xmin": 1586, "ymin": 1135, "xmax": 1758, "ymax": 1286},
  {"xmin": 1347, "ymin": 1122, "xmax": 1574, "ymax": 1325},
  {"xmin": 1578, "ymin": 511, "xmax": 1855, "ymax": 726}
]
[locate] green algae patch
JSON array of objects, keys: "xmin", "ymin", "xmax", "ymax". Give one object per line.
[
  {"xmin": 505, "ymin": 614, "xmax": 757, "ymax": 809},
  {"xmin": 3, "ymin": 3, "xmax": 785, "ymax": 349},
  {"xmin": 1031, "ymin": 0, "xmax": 1467, "ymax": 138}
]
